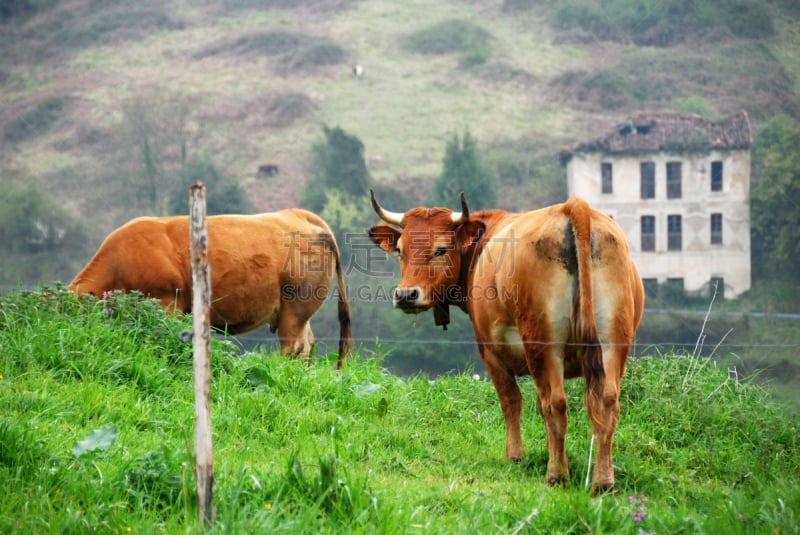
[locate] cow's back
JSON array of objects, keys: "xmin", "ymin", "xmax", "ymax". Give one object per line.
[
  {"xmin": 204, "ymin": 209, "xmax": 339, "ymax": 333},
  {"xmin": 469, "ymin": 202, "xmax": 643, "ymax": 374}
]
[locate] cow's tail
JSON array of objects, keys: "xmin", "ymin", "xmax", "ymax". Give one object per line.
[
  {"xmin": 566, "ymin": 197, "xmax": 605, "ymax": 425},
  {"xmin": 330, "ymin": 234, "xmax": 353, "ymax": 369}
]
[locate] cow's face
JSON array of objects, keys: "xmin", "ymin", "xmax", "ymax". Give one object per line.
[{"xmin": 368, "ymin": 192, "xmax": 484, "ymax": 312}]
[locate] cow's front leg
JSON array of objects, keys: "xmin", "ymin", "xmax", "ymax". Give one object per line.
[{"xmin": 482, "ymin": 353, "xmax": 524, "ymax": 460}]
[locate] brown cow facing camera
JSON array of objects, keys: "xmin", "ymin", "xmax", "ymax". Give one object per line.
[
  {"xmin": 368, "ymin": 191, "xmax": 644, "ymax": 494},
  {"xmin": 69, "ymin": 209, "xmax": 352, "ymax": 368}
]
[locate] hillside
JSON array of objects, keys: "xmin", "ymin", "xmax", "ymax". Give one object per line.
[{"xmin": 2, "ymin": 1, "xmax": 799, "ymax": 255}]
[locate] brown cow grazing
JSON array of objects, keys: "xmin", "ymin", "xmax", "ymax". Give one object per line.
[
  {"xmin": 69, "ymin": 209, "xmax": 353, "ymax": 368},
  {"xmin": 368, "ymin": 191, "xmax": 643, "ymax": 494}
]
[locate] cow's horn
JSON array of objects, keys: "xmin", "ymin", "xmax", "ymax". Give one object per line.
[
  {"xmin": 450, "ymin": 192, "xmax": 470, "ymax": 225},
  {"xmin": 370, "ymin": 189, "xmax": 405, "ymax": 226}
]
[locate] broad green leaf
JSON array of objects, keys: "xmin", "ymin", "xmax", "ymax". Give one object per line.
[
  {"xmin": 352, "ymin": 380, "xmax": 381, "ymax": 397},
  {"xmin": 71, "ymin": 425, "xmax": 117, "ymax": 457},
  {"xmin": 245, "ymin": 367, "xmax": 277, "ymax": 388}
]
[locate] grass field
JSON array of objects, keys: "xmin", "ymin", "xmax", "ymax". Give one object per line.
[{"xmin": 1, "ymin": 288, "xmax": 798, "ymax": 533}]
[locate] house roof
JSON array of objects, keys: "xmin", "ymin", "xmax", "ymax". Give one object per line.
[{"xmin": 559, "ymin": 111, "xmax": 752, "ymax": 165}]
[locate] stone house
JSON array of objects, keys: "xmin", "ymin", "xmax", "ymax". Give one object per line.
[{"xmin": 560, "ymin": 111, "xmax": 753, "ymax": 299}]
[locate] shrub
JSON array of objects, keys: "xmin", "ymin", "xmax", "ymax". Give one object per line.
[
  {"xmin": 402, "ymin": 19, "xmax": 493, "ymax": 67},
  {"xmin": 482, "ymin": 137, "xmax": 567, "ymax": 210},
  {"xmin": 502, "ymin": 0, "xmax": 541, "ymax": 12},
  {"xmin": 551, "ymin": 0, "xmax": 774, "ymax": 45},
  {"xmin": 4, "ymin": 96, "xmax": 70, "ymax": 143},
  {"xmin": 721, "ymin": 0, "xmax": 775, "ymax": 38},
  {"xmin": 0, "ymin": 181, "xmax": 86, "ymax": 256},
  {"xmin": 551, "ymin": 69, "xmax": 648, "ymax": 110},
  {"xmin": 213, "ymin": 31, "xmax": 305, "ymax": 58},
  {"xmin": 198, "ymin": 30, "xmax": 348, "ymax": 74},
  {"xmin": 0, "ymin": 0, "xmax": 57, "ymax": 21},
  {"xmin": 279, "ymin": 42, "xmax": 348, "ymax": 73},
  {"xmin": 295, "ymin": 42, "xmax": 347, "ymax": 67},
  {"xmin": 264, "ymin": 92, "xmax": 316, "ymax": 128},
  {"xmin": 429, "ymin": 129, "xmax": 496, "ymax": 210},
  {"xmin": 168, "ymin": 157, "xmax": 250, "ymax": 216},
  {"xmin": 672, "ymin": 95, "xmax": 713, "ymax": 117},
  {"xmin": 40, "ymin": 6, "xmax": 183, "ymax": 58}
]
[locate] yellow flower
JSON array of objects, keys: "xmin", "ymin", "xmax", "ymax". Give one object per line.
[{"xmin": 265, "ymin": 503, "xmax": 272, "ymax": 511}]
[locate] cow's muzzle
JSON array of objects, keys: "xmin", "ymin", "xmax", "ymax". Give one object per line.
[{"xmin": 393, "ymin": 286, "xmax": 426, "ymax": 311}]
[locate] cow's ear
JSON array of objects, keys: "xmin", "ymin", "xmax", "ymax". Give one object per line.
[
  {"xmin": 368, "ymin": 224, "xmax": 401, "ymax": 253},
  {"xmin": 456, "ymin": 220, "xmax": 486, "ymax": 251}
]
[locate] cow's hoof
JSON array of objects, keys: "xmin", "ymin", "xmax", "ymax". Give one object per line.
[
  {"xmin": 546, "ymin": 474, "xmax": 568, "ymax": 487},
  {"xmin": 590, "ymin": 481, "xmax": 615, "ymax": 497}
]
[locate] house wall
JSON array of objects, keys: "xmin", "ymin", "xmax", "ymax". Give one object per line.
[{"xmin": 565, "ymin": 149, "xmax": 751, "ymax": 298}]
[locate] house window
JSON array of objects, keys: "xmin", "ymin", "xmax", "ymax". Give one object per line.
[
  {"xmin": 641, "ymin": 162, "xmax": 655, "ymax": 199},
  {"xmin": 711, "ymin": 161, "xmax": 723, "ymax": 192},
  {"xmin": 667, "ymin": 161, "xmax": 682, "ymax": 199},
  {"xmin": 642, "ymin": 278, "xmax": 659, "ymax": 298},
  {"xmin": 710, "ymin": 213, "xmax": 723, "ymax": 244},
  {"xmin": 668, "ymin": 215, "xmax": 682, "ymax": 251},
  {"xmin": 601, "ymin": 162, "xmax": 613, "ymax": 194},
  {"xmin": 641, "ymin": 216, "xmax": 655, "ymax": 251},
  {"xmin": 709, "ymin": 276, "xmax": 725, "ymax": 299}
]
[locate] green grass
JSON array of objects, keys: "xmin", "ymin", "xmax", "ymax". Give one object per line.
[{"xmin": 1, "ymin": 288, "xmax": 798, "ymax": 533}]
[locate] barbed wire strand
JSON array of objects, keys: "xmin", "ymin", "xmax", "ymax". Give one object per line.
[{"xmin": 220, "ymin": 334, "xmax": 800, "ymax": 350}]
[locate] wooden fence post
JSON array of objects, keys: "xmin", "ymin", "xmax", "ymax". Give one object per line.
[{"xmin": 189, "ymin": 181, "xmax": 215, "ymax": 528}]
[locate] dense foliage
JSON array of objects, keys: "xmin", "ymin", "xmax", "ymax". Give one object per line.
[
  {"xmin": 302, "ymin": 125, "xmax": 373, "ymax": 214},
  {"xmin": 552, "ymin": 0, "xmax": 775, "ymax": 45},
  {"xmin": 429, "ymin": 129, "xmax": 496, "ymax": 210},
  {"xmin": 750, "ymin": 119, "xmax": 800, "ymax": 276},
  {"xmin": 0, "ymin": 288, "xmax": 798, "ymax": 533},
  {"xmin": 0, "ymin": 182, "xmax": 88, "ymax": 285}
]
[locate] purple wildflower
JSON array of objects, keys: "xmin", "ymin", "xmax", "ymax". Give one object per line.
[{"xmin": 628, "ymin": 496, "xmax": 648, "ymax": 523}]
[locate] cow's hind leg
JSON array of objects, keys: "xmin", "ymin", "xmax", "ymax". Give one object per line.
[
  {"xmin": 586, "ymin": 341, "xmax": 627, "ymax": 495},
  {"xmin": 276, "ymin": 307, "xmax": 316, "ymax": 363},
  {"xmin": 527, "ymin": 342, "xmax": 570, "ymax": 486}
]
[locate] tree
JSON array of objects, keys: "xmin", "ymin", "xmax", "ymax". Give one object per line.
[
  {"xmin": 750, "ymin": 124, "xmax": 800, "ymax": 277},
  {"xmin": 121, "ymin": 90, "xmax": 198, "ymax": 215},
  {"xmin": 301, "ymin": 125, "xmax": 372, "ymax": 212},
  {"xmin": 0, "ymin": 180, "xmax": 88, "ymax": 284},
  {"xmin": 0, "ymin": 182, "xmax": 84, "ymax": 255},
  {"xmin": 168, "ymin": 157, "xmax": 249, "ymax": 215},
  {"xmin": 430, "ymin": 129, "xmax": 495, "ymax": 209}
]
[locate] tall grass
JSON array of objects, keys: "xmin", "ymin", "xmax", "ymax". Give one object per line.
[{"xmin": 1, "ymin": 288, "xmax": 798, "ymax": 533}]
